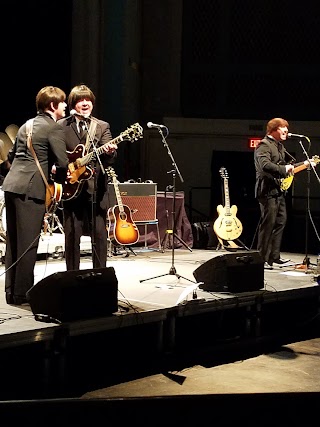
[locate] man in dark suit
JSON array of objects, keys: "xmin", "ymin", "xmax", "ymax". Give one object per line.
[
  {"xmin": 2, "ymin": 86, "xmax": 69, "ymax": 305},
  {"xmin": 254, "ymin": 117, "xmax": 316, "ymax": 270},
  {"xmin": 59, "ymin": 84, "xmax": 117, "ymax": 271}
]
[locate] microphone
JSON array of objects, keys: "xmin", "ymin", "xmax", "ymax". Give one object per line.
[
  {"xmin": 70, "ymin": 109, "xmax": 90, "ymax": 119},
  {"xmin": 147, "ymin": 121, "xmax": 167, "ymax": 129},
  {"xmin": 287, "ymin": 133, "xmax": 307, "ymax": 139}
]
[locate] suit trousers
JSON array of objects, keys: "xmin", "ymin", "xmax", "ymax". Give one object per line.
[
  {"xmin": 63, "ymin": 191, "xmax": 107, "ymax": 270},
  {"xmin": 4, "ymin": 192, "xmax": 45, "ymax": 297},
  {"xmin": 257, "ymin": 194, "xmax": 287, "ymax": 263}
]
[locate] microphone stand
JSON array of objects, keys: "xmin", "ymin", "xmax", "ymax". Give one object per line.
[
  {"xmin": 296, "ymin": 138, "xmax": 320, "ymax": 269},
  {"xmin": 140, "ymin": 125, "xmax": 195, "ymax": 285},
  {"xmin": 83, "ymin": 119, "xmax": 106, "ymax": 267}
]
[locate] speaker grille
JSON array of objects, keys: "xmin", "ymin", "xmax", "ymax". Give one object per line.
[{"xmin": 108, "ymin": 183, "xmax": 157, "ymax": 221}]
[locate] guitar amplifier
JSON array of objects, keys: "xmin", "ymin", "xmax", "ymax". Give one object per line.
[{"xmin": 107, "ymin": 183, "xmax": 157, "ymax": 222}]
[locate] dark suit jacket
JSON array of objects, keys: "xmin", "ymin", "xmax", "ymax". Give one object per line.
[
  {"xmin": 2, "ymin": 113, "xmax": 69, "ymax": 200},
  {"xmin": 254, "ymin": 135, "xmax": 306, "ymax": 200},
  {"xmin": 58, "ymin": 115, "xmax": 116, "ymax": 204}
]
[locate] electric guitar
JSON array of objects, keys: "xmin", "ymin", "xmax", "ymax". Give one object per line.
[
  {"xmin": 46, "ymin": 182, "xmax": 63, "ymax": 213},
  {"xmin": 106, "ymin": 166, "xmax": 140, "ymax": 246},
  {"xmin": 213, "ymin": 167, "xmax": 243, "ymax": 241},
  {"xmin": 280, "ymin": 155, "xmax": 320, "ymax": 191},
  {"xmin": 62, "ymin": 123, "xmax": 143, "ymax": 201}
]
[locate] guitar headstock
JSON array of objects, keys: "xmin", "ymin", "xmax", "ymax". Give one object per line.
[
  {"xmin": 312, "ymin": 155, "xmax": 320, "ymax": 164},
  {"xmin": 120, "ymin": 123, "xmax": 143, "ymax": 142},
  {"xmin": 106, "ymin": 166, "xmax": 117, "ymax": 180},
  {"xmin": 219, "ymin": 167, "xmax": 229, "ymax": 180}
]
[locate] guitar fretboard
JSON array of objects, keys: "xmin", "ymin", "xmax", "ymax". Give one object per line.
[
  {"xmin": 223, "ymin": 177, "xmax": 231, "ymax": 215},
  {"xmin": 78, "ymin": 134, "xmax": 125, "ymax": 167},
  {"xmin": 112, "ymin": 176, "xmax": 124, "ymax": 213}
]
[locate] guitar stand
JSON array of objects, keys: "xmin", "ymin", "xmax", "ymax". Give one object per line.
[
  {"xmin": 124, "ymin": 246, "xmax": 137, "ymax": 257},
  {"xmin": 216, "ymin": 237, "xmax": 250, "ymax": 252},
  {"xmin": 233, "ymin": 238, "xmax": 250, "ymax": 251},
  {"xmin": 111, "ymin": 243, "xmax": 137, "ymax": 257}
]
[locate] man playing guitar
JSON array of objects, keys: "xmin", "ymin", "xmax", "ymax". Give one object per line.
[{"xmin": 59, "ymin": 84, "xmax": 118, "ymax": 271}]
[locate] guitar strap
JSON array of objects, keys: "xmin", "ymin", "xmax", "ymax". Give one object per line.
[
  {"xmin": 84, "ymin": 119, "xmax": 98, "ymax": 152},
  {"xmin": 26, "ymin": 119, "xmax": 51, "ymax": 193},
  {"xmin": 26, "ymin": 119, "xmax": 54, "ymax": 211}
]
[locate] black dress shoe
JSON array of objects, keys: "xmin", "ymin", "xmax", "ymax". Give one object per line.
[
  {"xmin": 273, "ymin": 258, "xmax": 291, "ymax": 265},
  {"xmin": 264, "ymin": 262, "xmax": 273, "ymax": 270}
]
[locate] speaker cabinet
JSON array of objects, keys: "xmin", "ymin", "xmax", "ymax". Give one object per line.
[
  {"xmin": 108, "ymin": 183, "xmax": 157, "ymax": 221},
  {"xmin": 26, "ymin": 267, "xmax": 118, "ymax": 322},
  {"xmin": 193, "ymin": 251, "xmax": 264, "ymax": 293}
]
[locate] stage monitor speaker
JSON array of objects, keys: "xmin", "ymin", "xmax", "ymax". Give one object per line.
[
  {"xmin": 108, "ymin": 183, "xmax": 157, "ymax": 221},
  {"xmin": 193, "ymin": 251, "xmax": 264, "ymax": 293},
  {"xmin": 26, "ymin": 267, "xmax": 118, "ymax": 322}
]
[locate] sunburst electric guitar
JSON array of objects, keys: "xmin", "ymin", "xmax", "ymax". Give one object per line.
[
  {"xmin": 106, "ymin": 166, "xmax": 140, "ymax": 246},
  {"xmin": 280, "ymin": 155, "xmax": 320, "ymax": 192},
  {"xmin": 62, "ymin": 122, "xmax": 143, "ymax": 201},
  {"xmin": 213, "ymin": 167, "xmax": 243, "ymax": 241}
]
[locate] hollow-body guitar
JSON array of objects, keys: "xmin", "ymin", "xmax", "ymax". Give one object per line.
[
  {"xmin": 213, "ymin": 167, "xmax": 243, "ymax": 241},
  {"xmin": 62, "ymin": 123, "xmax": 143, "ymax": 201}
]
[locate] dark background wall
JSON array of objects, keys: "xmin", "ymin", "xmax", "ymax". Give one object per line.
[
  {"xmin": 1, "ymin": 0, "xmax": 320, "ymax": 253},
  {"xmin": 4, "ymin": 1, "xmax": 320, "ymax": 128}
]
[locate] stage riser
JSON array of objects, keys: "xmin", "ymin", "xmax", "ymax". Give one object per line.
[{"xmin": 0, "ymin": 283, "xmax": 318, "ymax": 400}]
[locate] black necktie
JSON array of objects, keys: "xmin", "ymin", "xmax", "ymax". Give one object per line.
[{"xmin": 79, "ymin": 120, "xmax": 86, "ymax": 138}]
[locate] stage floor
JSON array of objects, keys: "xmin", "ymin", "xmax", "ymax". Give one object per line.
[{"xmin": 0, "ymin": 242, "xmax": 320, "ymax": 413}]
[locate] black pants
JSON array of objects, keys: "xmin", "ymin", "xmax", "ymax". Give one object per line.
[
  {"xmin": 257, "ymin": 194, "xmax": 287, "ymax": 263},
  {"xmin": 4, "ymin": 192, "xmax": 45, "ymax": 297},
  {"xmin": 63, "ymin": 191, "xmax": 107, "ymax": 270}
]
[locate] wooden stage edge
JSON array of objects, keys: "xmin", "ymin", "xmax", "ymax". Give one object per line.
[{"xmin": 0, "ymin": 244, "xmax": 319, "ymax": 401}]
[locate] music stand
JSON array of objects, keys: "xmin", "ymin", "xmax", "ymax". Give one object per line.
[{"xmin": 140, "ymin": 125, "xmax": 195, "ymax": 284}]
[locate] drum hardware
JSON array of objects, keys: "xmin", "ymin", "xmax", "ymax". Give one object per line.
[
  {"xmin": 42, "ymin": 211, "xmax": 64, "ymax": 236},
  {"xmin": 51, "ymin": 245, "xmax": 64, "ymax": 260},
  {"xmin": 0, "ymin": 197, "xmax": 6, "ymax": 242}
]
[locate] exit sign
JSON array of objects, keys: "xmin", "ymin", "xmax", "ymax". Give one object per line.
[{"xmin": 248, "ymin": 137, "xmax": 261, "ymax": 148}]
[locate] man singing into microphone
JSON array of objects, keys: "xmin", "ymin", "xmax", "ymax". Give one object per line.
[
  {"xmin": 59, "ymin": 84, "xmax": 118, "ymax": 270},
  {"xmin": 254, "ymin": 117, "xmax": 316, "ymax": 270}
]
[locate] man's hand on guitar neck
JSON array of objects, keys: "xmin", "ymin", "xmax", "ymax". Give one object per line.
[
  {"xmin": 285, "ymin": 164, "xmax": 294, "ymax": 176},
  {"xmin": 286, "ymin": 159, "xmax": 317, "ymax": 176},
  {"xmin": 102, "ymin": 141, "xmax": 118, "ymax": 154}
]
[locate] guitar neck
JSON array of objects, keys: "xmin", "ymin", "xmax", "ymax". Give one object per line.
[
  {"xmin": 112, "ymin": 177, "xmax": 124, "ymax": 212},
  {"xmin": 293, "ymin": 163, "xmax": 308, "ymax": 174},
  {"xmin": 79, "ymin": 134, "xmax": 123, "ymax": 167},
  {"xmin": 224, "ymin": 178, "xmax": 231, "ymax": 214}
]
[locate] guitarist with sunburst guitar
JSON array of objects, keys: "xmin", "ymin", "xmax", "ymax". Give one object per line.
[
  {"xmin": 213, "ymin": 167, "xmax": 243, "ymax": 242},
  {"xmin": 59, "ymin": 84, "xmax": 123, "ymax": 271},
  {"xmin": 106, "ymin": 167, "xmax": 140, "ymax": 247}
]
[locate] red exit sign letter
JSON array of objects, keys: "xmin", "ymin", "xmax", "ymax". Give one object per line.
[{"xmin": 249, "ymin": 137, "xmax": 261, "ymax": 148}]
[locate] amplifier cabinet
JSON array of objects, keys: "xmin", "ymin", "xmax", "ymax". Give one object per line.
[{"xmin": 107, "ymin": 183, "xmax": 157, "ymax": 222}]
